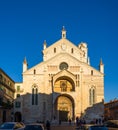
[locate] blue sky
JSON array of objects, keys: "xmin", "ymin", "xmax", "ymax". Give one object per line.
[{"xmin": 0, "ymin": 0, "xmax": 118, "ymax": 102}]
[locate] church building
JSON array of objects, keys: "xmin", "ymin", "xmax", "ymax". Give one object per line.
[{"xmin": 14, "ymin": 27, "xmax": 104, "ymax": 123}]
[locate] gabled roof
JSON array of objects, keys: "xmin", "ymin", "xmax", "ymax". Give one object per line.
[{"xmin": 43, "ymin": 38, "xmax": 83, "ymax": 54}]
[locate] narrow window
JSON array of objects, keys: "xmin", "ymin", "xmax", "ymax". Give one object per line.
[
  {"xmin": 54, "ymin": 48, "xmax": 56, "ymax": 53},
  {"xmin": 32, "ymin": 88, "xmax": 34, "ymax": 105},
  {"xmin": 35, "ymin": 88, "xmax": 38, "ymax": 105},
  {"xmin": 71, "ymin": 48, "xmax": 74, "ymax": 53},
  {"xmin": 93, "ymin": 89, "xmax": 95, "ymax": 104},
  {"xmin": 15, "ymin": 101, "xmax": 21, "ymax": 108},
  {"xmin": 34, "ymin": 69, "xmax": 36, "ymax": 74},
  {"xmin": 89, "ymin": 89, "xmax": 92, "ymax": 105},
  {"xmin": 89, "ymin": 87, "xmax": 95, "ymax": 105},
  {"xmin": 17, "ymin": 86, "xmax": 20, "ymax": 92},
  {"xmin": 91, "ymin": 70, "xmax": 93, "ymax": 75},
  {"xmin": 32, "ymin": 87, "xmax": 38, "ymax": 105}
]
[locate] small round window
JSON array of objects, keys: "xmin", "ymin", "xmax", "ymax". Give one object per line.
[{"xmin": 59, "ymin": 62, "xmax": 68, "ymax": 70}]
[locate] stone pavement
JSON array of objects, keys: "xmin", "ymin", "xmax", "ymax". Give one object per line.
[
  {"xmin": 50, "ymin": 125, "xmax": 117, "ymax": 130},
  {"xmin": 49, "ymin": 122, "xmax": 78, "ymax": 130},
  {"xmin": 51, "ymin": 125, "xmax": 77, "ymax": 130},
  {"xmin": 50, "ymin": 123, "xmax": 117, "ymax": 130}
]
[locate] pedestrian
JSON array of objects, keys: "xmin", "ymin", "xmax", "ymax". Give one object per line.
[
  {"xmin": 76, "ymin": 116, "xmax": 79, "ymax": 126},
  {"xmin": 98, "ymin": 118, "xmax": 101, "ymax": 124},
  {"xmin": 95, "ymin": 119, "xmax": 98, "ymax": 124},
  {"xmin": 69, "ymin": 118, "xmax": 71, "ymax": 125},
  {"xmin": 59, "ymin": 120, "xmax": 61, "ymax": 125},
  {"xmin": 46, "ymin": 120, "xmax": 50, "ymax": 130}
]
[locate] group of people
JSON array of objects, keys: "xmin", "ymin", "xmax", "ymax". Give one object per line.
[
  {"xmin": 95, "ymin": 118, "xmax": 104, "ymax": 125},
  {"xmin": 76, "ymin": 116, "xmax": 86, "ymax": 127},
  {"xmin": 43, "ymin": 116, "xmax": 105, "ymax": 130}
]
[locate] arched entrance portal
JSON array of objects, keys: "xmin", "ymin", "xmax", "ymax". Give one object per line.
[
  {"xmin": 55, "ymin": 95, "xmax": 74, "ymax": 121},
  {"xmin": 14, "ymin": 112, "xmax": 22, "ymax": 122}
]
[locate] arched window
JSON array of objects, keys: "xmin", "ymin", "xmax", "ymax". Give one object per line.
[
  {"xmin": 60, "ymin": 81, "xmax": 67, "ymax": 92},
  {"xmin": 32, "ymin": 85, "xmax": 38, "ymax": 105},
  {"xmin": 89, "ymin": 87, "xmax": 95, "ymax": 106}
]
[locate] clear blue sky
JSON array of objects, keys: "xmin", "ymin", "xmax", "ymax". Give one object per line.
[{"xmin": 0, "ymin": 0, "xmax": 118, "ymax": 102}]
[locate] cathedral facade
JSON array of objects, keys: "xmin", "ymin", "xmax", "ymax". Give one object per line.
[{"xmin": 14, "ymin": 27, "xmax": 104, "ymax": 123}]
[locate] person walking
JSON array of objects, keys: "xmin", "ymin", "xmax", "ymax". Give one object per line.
[
  {"xmin": 69, "ymin": 119, "xmax": 71, "ymax": 125},
  {"xmin": 46, "ymin": 120, "xmax": 50, "ymax": 130}
]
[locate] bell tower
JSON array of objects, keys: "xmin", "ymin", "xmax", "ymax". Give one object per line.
[
  {"xmin": 43, "ymin": 40, "xmax": 47, "ymax": 50},
  {"xmin": 62, "ymin": 26, "xmax": 66, "ymax": 39},
  {"xmin": 23, "ymin": 57, "xmax": 28, "ymax": 72},
  {"xmin": 99, "ymin": 58, "xmax": 104, "ymax": 73}
]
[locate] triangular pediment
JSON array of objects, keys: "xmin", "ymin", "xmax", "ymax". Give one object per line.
[
  {"xmin": 44, "ymin": 38, "xmax": 80, "ymax": 52},
  {"xmin": 53, "ymin": 69, "xmax": 76, "ymax": 83},
  {"xmin": 23, "ymin": 36, "xmax": 102, "ymax": 76},
  {"xmin": 42, "ymin": 38, "xmax": 86, "ymax": 62}
]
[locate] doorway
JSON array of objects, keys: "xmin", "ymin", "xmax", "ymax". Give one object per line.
[
  {"xmin": 14, "ymin": 112, "xmax": 22, "ymax": 122},
  {"xmin": 56, "ymin": 95, "xmax": 74, "ymax": 121}
]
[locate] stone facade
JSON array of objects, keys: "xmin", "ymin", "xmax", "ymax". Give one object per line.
[
  {"xmin": 104, "ymin": 99, "xmax": 118, "ymax": 120},
  {"xmin": 0, "ymin": 68, "xmax": 15, "ymax": 124},
  {"xmin": 14, "ymin": 27, "xmax": 104, "ymax": 123}
]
